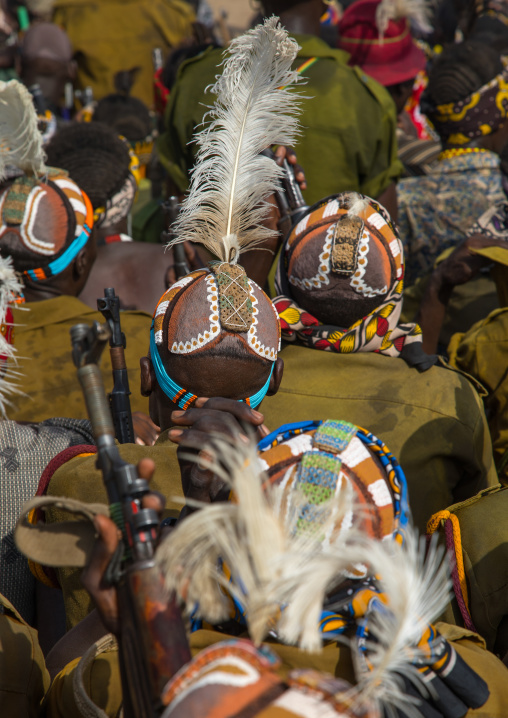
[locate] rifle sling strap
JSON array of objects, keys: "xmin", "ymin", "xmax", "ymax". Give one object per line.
[
  {"xmin": 14, "ymin": 495, "xmax": 109, "ymax": 568},
  {"xmin": 73, "ymin": 633, "xmax": 120, "ymax": 718}
]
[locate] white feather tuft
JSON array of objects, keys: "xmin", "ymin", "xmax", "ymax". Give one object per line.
[
  {"xmin": 0, "ymin": 80, "xmax": 46, "ymax": 181},
  {"xmin": 349, "ymin": 530, "xmax": 451, "ymax": 716},
  {"xmin": 346, "ymin": 193, "xmax": 370, "ymax": 219},
  {"xmin": 0, "ymin": 256, "xmax": 25, "ymax": 416},
  {"xmin": 167, "ymin": 16, "xmax": 303, "ymax": 263},
  {"xmin": 376, "ymin": 0, "xmax": 433, "ymax": 39}
]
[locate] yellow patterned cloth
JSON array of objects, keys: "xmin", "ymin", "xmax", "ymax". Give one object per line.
[{"xmin": 421, "ymin": 65, "xmax": 508, "ymax": 144}]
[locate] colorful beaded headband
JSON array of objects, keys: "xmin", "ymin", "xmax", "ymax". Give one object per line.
[
  {"xmin": 24, "ymin": 189, "xmax": 94, "ymax": 282},
  {"xmin": 150, "ymin": 324, "xmax": 274, "ymax": 410}
]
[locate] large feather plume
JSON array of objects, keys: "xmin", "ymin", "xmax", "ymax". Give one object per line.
[
  {"xmin": 156, "ymin": 433, "xmax": 357, "ymax": 651},
  {"xmin": 346, "ymin": 530, "xmax": 451, "ymax": 717},
  {"xmin": 0, "ymin": 80, "xmax": 46, "ymax": 182},
  {"xmin": 0, "ymin": 256, "xmax": 25, "ymax": 416},
  {"xmin": 157, "ymin": 431, "xmax": 453, "ymax": 717},
  {"xmin": 376, "ymin": 0, "xmax": 433, "ymax": 38},
  {"xmin": 167, "ymin": 16, "xmax": 303, "ymax": 264}
]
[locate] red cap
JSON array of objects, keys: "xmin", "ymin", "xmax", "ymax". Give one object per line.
[{"xmin": 338, "ymin": 0, "xmax": 426, "ymax": 87}]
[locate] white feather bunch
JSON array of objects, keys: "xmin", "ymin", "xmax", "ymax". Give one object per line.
[
  {"xmin": 156, "ymin": 433, "xmax": 357, "ymax": 651},
  {"xmin": 349, "ymin": 530, "xmax": 451, "ymax": 717},
  {"xmin": 167, "ymin": 16, "xmax": 303, "ymax": 264},
  {"xmin": 0, "ymin": 256, "xmax": 25, "ymax": 416},
  {"xmin": 0, "ymin": 80, "xmax": 46, "ymax": 182},
  {"xmin": 346, "ymin": 193, "xmax": 370, "ymax": 219},
  {"xmin": 376, "ymin": 0, "xmax": 433, "ymax": 39}
]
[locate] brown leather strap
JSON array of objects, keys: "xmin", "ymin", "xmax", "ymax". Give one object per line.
[{"xmin": 15, "ymin": 495, "xmax": 109, "ymax": 568}]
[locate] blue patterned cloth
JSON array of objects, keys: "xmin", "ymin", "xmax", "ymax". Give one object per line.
[{"xmin": 397, "ymin": 150, "xmax": 505, "ymax": 285}]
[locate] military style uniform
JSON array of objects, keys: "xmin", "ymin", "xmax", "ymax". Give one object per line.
[
  {"xmin": 261, "ymin": 345, "xmax": 498, "ymax": 533},
  {"xmin": 9, "ymin": 296, "xmax": 151, "ymax": 422},
  {"xmin": 158, "ymin": 34, "xmax": 403, "ymax": 205}
]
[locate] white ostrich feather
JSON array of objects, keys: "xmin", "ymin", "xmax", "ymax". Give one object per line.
[
  {"xmin": 0, "ymin": 256, "xmax": 25, "ymax": 416},
  {"xmin": 156, "ymin": 433, "xmax": 357, "ymax": 651},
  {"xmin": 0, "ymin": 80, "xmax": 46, "ymax": 182},
  {"xmin": 348, "ymin": 530, "xmax": 451, "ymax": 717},
  {"xmin": 346, "ymin": 193, "xmax": 370, "ymax": 219},
  {"xmin": 157, "ymin": 431, "xmax": 453, "ymax": 718},
  {"xmin": 376, "ymin": 0, "xmax": 433, "ymax": 39},
  {"xmin": 167, "ymin": 16, "xmax": 303, "ymax": 264}
]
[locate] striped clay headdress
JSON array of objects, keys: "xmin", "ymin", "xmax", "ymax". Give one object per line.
[
  {"xmin": 274, "ymin": 193, "xmax": 434, "ymax": 370},
  {"xmin": 0, "ymin": 80, "xmax": 94, "ymax": 283}
]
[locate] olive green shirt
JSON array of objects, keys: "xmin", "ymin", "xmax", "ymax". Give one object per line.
[
  {"xmin": 260, "ymin": 344, "xmax": 498, "ymax": 533},
  {"xmin": 45, "ymin": 430, "xmax": 182, "ymax": 629},
  {"xmin": 158, "ymin": 34, "xmax": 403, "ymax": 205},
  {"xmin": 436, "ymin": 486, "xmax": 508, "ymax": 658},
  {"xmin": 448, "ymin": 307, "xmax": 508, "ymax": 480},
  {"xmin": 52, "ymin": 0, "xmax": 195, "ymax": 106},
  {"xmin": 9, "ymin": 296, "xmax": 151, "ymax": 422},
  {"xmin": 0, "ymin": 592, "xmax": 49, "ymax": 717},
  {"xmin": 44, "ymin": 623, "xmax": 508, "ymax": 718}
]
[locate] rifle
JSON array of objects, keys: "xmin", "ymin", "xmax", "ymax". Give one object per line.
[
  {"xmin": 161, "ymin": 197, "xmax": 190, "ymax": 279},
  {"xmin": 70, "ymin": 321, "xmax": 191, "ymax": 718},
  {"xmin": 261, "ymin": 148, "xmax": 309, "ymax": 240},
  {"xmin": 97, "ymin": 288, "xmax": 134, "ymax": 444}
]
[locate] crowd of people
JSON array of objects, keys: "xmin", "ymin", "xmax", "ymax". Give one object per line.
[{"xmin": 2, "ymin": 0, "xmax": 508, "ymax": 716}]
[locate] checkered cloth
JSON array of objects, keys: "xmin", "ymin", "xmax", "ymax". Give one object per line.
[{"xmin": 0, "ymin": 418, "xmax": 93, "ymax": 622}]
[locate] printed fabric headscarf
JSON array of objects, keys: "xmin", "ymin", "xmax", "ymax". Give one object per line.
[
  {"xmin": 274, "ymin": 193, "xmax": 436, "ymax": 371},
  {"xmin": 420, "ymin": 63, "xmax": 508, "ymax": 145}
]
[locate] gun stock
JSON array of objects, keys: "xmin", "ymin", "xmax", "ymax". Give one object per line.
[{"xmin": 71, "ymin": 322, "xmax": 191, "ymax": 717}]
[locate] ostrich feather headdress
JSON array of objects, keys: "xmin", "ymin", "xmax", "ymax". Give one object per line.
[
  {"xmin": 0, "ymin": 80, "xmax": 46, "ymax": 182},
  {"xmin": 156, "ymin": 433, "xmax": 451, "ymax": 716},
  {"xmin": 166, "ymin": 16, "xmax": 303, "ymax": 264}
]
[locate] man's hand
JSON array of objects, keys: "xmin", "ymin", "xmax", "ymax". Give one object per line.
[
  {"xmin": 132, "ymin": 411, "xmax": 160, "ymax": 446},
  {"xmin": 434, "ymin": 233, "xmax": 504, "ymax": 292},
  {"xmin": 81, "ymin": 458, "xmax": 164, "ymax": 634},
  {"xmin": 169, "ymin": 398, "xmax": 269, "ymax": 510},
  {"xmin": 416, "ymin": 233, "xmax": 508, "ymax": 354},
  {"xmin": 274, "ymin": 145, "xmax": 307, "ymax": 191}
]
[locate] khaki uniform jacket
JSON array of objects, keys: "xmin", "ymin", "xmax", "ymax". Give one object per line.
[
  {"xmin": 9, "ymin": 296, "xmax": 151, "ymax": 423},
  {"xmin": 448, "ymin": 307, "xmax": 508, "ymax": 480},
  {"xmin": 260, "ymin": 345, "xmax": 498, "ymax": 533},
  {"xmin": 158, "ymin": 34, "xmax": 403, "ymax": 205},
  {"xmin": 52, "ymin": 0, "xmax": 195, "ymax": 105},
  {"xmin": 436, "ymin": 486, "xmax": 508, "ymax": 658},
  {"xmin": 43, "ymin": 623, "xmax": 508, "ymax": 718},
  {"xmin": 45, "ymin": 431, "xmax": 182, "ymax": 629},
  {"xmin": 0, "ymin": 592, "xmax": 49, "ymax": 717}
]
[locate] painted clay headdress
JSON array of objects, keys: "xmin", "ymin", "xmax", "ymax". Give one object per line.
[
  {"xmin": 274, "ymin": 192, "xmax": 435, "ymax": 370},
  {"xmin": 0, "ymin": 81, "xmax": 94, "ymax": 284},
  {"xmin": 151, "ymin": 17, "xmax": 303, "ymax": 409},
  {"xmin": 156, "ymin": 427, "xmax": 488, "ymax": 718}
]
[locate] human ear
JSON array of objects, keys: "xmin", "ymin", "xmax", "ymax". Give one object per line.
[
  {"xmin": 140, "ymin": 356, "xmax": 155, "ymax": 397},
  {"xmin": 74, "ymin": 247, "xmax": 88, "ymax": 278},
  {"xmin": 266, "ymin": 357, "xmax": 283, "ymax": 396}
]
